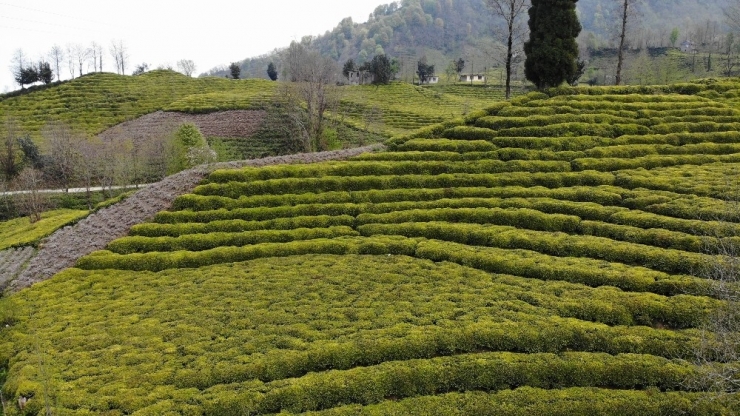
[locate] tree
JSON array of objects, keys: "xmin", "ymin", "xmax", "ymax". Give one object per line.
[
  {"xmin": 670, "ymin": 28, "xmax": 680, "ymax": 48},
  {"xmin": 66, "ymin": 44, "xmax": 76, "ymax": 79},
  {"xmin": 0, "ymin": 118, "xmax": 23, "ymax": 180},
  {"xmin": 615, "ymin": 0, "xmax": 640, "ymax": 85},
  {"xmin": 445, "ymin": 61, "xmax": 459, "ymax": 83},
  {"xmin": 12, "ymin": 168, "xmax": 48, "ymax": 223},
  {"xmin": 486, "ymin": 0, "xmax": 529, "ymax": 99},
  {"xmin": 229, "ymin": 62, "xmax": 241, "ymax": 79},
  {"xmin": 90, "ymin": 42, "xmax": 104, "ymax": 72},
  {"xmin": 455, "ymin": 58, "xmax": 466, "ymax": 75},
  {"xmin": 15, "ymin": 67, "xmax": 39, "ymax": 88},
  {"xmin": 48, "ymin": 45, "xmax": 64, "ymax": 82},
  {"xmin": 74, "ymin": 44, "xmax": 89, "ymax": 77},
  {"xmin": 37, "ymin": 61, "xmax": 54, "ymax": 84},
  {"xmin": 416, "ymin": 56, "xmax": 435, "ymax": 84},
  {"xmin": 177, "ymin": 59, "xmax": 197, "ymax": 77},
  {"xmin": 524, "ymin": 0, "xmax": 582, "ymax": 90},
  {"xmin": 43, "ymin": 122, "xmax": 80, "ymax": 192},
  {"xmin": 367, "ymin": 54, "xmax": 394, "ymax": 85},
  {"xmin": 267, "ymin": 62, "xmax": 278, "ymax": 81},
  {"xmin": 110, "ymin": 39, "xmax": 128, "ymax": 75},
  {"xmin": 10, "ymin": 49, "xmax": 28, "ymax": 88},
  {"xmin": 132, "ymin": 63, "xmax": 150, "ymax": 76},
  {"xmin": 283, "ymin": 40, "xmax": 339, "ymax": 151},
  {"xmin": 567, "ymin": 58, "xmax": 586, "ymax": 85},
  {"xmin": 343, "ymin": 59, "xmax": 357, "ymax": 79}
]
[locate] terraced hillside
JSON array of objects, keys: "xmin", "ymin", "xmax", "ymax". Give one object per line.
[{"xmin": 3, "ymin": 84, "xmax": 740, "ymax": 414}]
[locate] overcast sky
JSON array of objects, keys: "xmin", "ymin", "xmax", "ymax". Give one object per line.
[{"xmin": 0, "ymin": 0, "xmax": 385, "ymax": 92}]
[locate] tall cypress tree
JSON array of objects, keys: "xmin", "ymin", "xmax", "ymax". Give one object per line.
[{"xmin": 524, "ymin": 0, "xmax": 581, "ymax": 89}]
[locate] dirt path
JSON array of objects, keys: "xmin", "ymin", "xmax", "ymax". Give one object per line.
[{"xmin": 8, "ymin": 144, "xmax": 384, "ymax": 293}]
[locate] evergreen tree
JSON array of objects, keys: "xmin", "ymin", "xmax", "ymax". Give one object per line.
[
  {"xmin": 229, "ymin": 62, "xmax": 241, "ymax": 80},
  {"xmin": 524, "ymin": 0, "xmax": 581, "ymax": 89},
  {"xmin": 342, "ymin": 59, "xmax": 357, "ymax": 79},
  {"xmin": 267, "ymin": 62, "xmax": 278, "ymax": 81},
  {"xmin": 37, "ymin": 61, "xmax": 54, "ymax": 84},
  {"xmin": 368, "ymin": 54, "xmax": 393, "ymax": 85}
]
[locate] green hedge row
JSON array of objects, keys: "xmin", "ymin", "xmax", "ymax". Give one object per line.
[
  {"xmin": 193, "ymin": 171, "xmax": 617, "ymax": 198},
  {"xmin": 154, "ymin": 203, "xmax": 364, "ymax": 224},
  {"xmin": 297, "ymin": 388, "xmax": 729, "ymax": 416},
  {"xmin": 174, "ymin": 185, "xmax": 625, "ymax": 212},
  {"xmin": 207, "ymin": 159, "xmax": 572, "ymax": 183},
  {"xmin": 182, "ymin": 315, "xmax": 701, "ymax": 391},
  {"xmin": 572, "ymin": 153, "xmax": 740, "ymax": 172},
  {"xmin": 130, "ymin": 215, "xmax": 356, "ymax": 237},
  {"xmin": 77, "ymin": 236, "xmax": 420, "ymax": 271},
  {"xmin": 651, "ymin": 122, "xmax": 740, "ymax": 135},
  {"xmin": 584, "ymin": 143, "xmax": 740, "ymax": 159},
  {"xmin": 546, "ymin": 84, "xmax": 707, "ymax": 96},
  {"xmin": 486, "ymin": 122, "xmax": 651, "ymax": 139},
  {"xmin": 524, "ymin": 99, "xmax": 725, "ymax": 111},
  {"xmin": 356, "ymin": 208, "xmax": 580, "ymax": 233},
  {"xmin": 414, "ymin": 240, "xmax": 711, "ymax": 297},
  {"xmin": 490, "ymin": 136, "xmax": 610, "ymax": 151},
  {"xmin": 580, "ymin": 220, "xmax": 705, "ymax": 252},
  {"xmin": 475, "ymin": 114, "xmax": 650, "ymax": 130},
  {"xmin": 107, "ymin": 226, "xmax": 359, "ymax": 254},
  {"xmin": 395, "ymin": 138, "xmax": 497, "ymax": 152},
  {"xmin": 213, "ymin": 352, "xmax": 697, "ymax": 415},
  {"xmin": 358, "ymin": 222, "xmax": 708, "ymax": 275},
  {"xmin": 613, "ymin": 131, "xmax": 740, "ymax": 146}
]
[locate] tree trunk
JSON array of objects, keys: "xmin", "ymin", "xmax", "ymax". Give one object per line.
[
  {"xmin": 505, "ymin": 10, "xmax": 514, "ymax": 100},
  {"xmin": 616, "ymin": 0, "xmax": 629, "ymax": 85}
]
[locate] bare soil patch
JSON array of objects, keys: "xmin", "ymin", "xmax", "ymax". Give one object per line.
[{"xmin": 98, "ymin": 110, "xmax": 267, "ymax": 142}]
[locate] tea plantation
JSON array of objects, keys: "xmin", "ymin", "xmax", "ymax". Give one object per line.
[{"xmin": 3, "ymin": 81, "xmax": 740, "ymax": 414}]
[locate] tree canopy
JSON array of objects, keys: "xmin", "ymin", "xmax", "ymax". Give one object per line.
[{"xmin": 524, "ymin": 0, "xmax": 581, "ymax": 89}]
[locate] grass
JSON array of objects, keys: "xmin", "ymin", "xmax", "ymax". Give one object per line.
[
  {"xmin": 0, "ymin": 209, "xmax": 88, "ymax": 251},
  {"xmin": 3, "ymin": 81, "xmax": 740, "ymax": 414}
]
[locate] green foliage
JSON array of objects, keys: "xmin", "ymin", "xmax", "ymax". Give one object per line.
[
  {"xmin": 524, "ymin": 0, "xmax": 582, "ymax": 89},
  {"xmin": 0, "ymin": 209, "xmax": 88, "ymax": 250}
]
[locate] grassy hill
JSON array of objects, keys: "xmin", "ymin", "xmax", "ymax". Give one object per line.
[
  {"xmin": 0, "ymin": 70, "xmax": 515, "ymax": 157},
  {"xmin": 1, "ymin": 80, "xmax": 740, "ymax": 414}
]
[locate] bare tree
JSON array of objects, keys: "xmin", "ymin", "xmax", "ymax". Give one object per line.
[
  {"xmin": 615, "ymin": 0, "xmax": 640, "ymax": 85},
  {"xmin": 177, "ymin": 59, "xmax": 197, "ymax": 77},
  {"xmin": 75, "ymin": 139, "xmax": 102, "ymax": 209},
  {"xmin": 110, "ymin": 39, "xmax": 129, "ymax": 75},
  {"xmin": 12, "ymin": 168, "xmax": 49, "ymax": 223},
  {"xmin": 43, "ymin": 122, "xmax": 80, "ymax": 192},
  {"xmin": 66, "ymin": 44, "xmax": 76, "ymax": 79},
  {"xmin": 485, "ymin": 0, "xmax": 529, "ymax": 99},
  {"xmin": 9, "ymin": 49, "xmax": 27, "ymax": 87},
  {"xmin": 48, "ymin": 45, "xmax": 64, "ymax": 82},
  {"xmin": 283, "ymin": 40, "xmax": 340, "ymax": 151},
  {"xmin": 73, "ymin": 44, "xmax": 89, "ymax": 77}
]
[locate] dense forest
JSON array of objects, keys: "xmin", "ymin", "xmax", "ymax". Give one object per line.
[{"xmin": 207, "ymin": 0, "xmax": 730, "ymax": 81}]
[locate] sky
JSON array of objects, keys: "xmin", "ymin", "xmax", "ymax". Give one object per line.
[{"xmin": 0, "ymin": 0, "xmax": 386, "ymax": 92}]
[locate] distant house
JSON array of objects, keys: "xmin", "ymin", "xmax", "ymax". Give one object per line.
[
  {"xmin": 348, "ymin": 70, "xmax": 374, "ymax": 85},
  {"xmin": 460, "ymin": 74, "xmax": 486, "ymax": 83},
  {"xmin": 680, "ymin": 40, "xmax": 696, "ymax": 53},
  {"xmin": 418, "ymin": 75, "xmax": 440, "ymax": 85}
]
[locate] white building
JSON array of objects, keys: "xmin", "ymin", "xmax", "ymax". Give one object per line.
[
  {"xmin": 460, "ymin": 74, "xmax": 486, "ymax": 83},
  {"xmin": 347, "ymin": 70, "xmax": 374, "ymax": 85},
  {"xmin": 418, "ymin": 75, "xmax": 440, "ymax": 85}
]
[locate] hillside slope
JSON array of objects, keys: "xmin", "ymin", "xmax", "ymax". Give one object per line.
[
  {"xmin": 219, "ymin": 0, "xmax": 728, "ymax": 81},
  {"xmin": 2, "ymin": 80, "xmax": 740, "ymax": 414}
]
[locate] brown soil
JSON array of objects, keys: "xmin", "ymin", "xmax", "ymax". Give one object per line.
[
  {"xmin": 98, "ymin": 110, "xmax": 267, "ymax": 142},
  {"xmin": 8, "ymin": 144, "xmax": 385, "ymax": 293},
  {"xmin": 0, "ymin": 247, "xmax": 35, "ymax": 289}
]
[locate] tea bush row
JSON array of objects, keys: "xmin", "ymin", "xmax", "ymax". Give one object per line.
[
  {"xmin": 357, "ymin": 222, "xmax": 708, "ymax": 275},
  {"xmin": 205, "ymin": 352, "xmax": 698, "ymax": 414},
  {"xmin": 300, "ymin": 388, "xmax": 729, "ymax": 416},
  {"xmin": 193, "ymin": 171, "xmax": 617, "ymax": 198},
  {"xmin": 107, "ymin": 226, "xmax": 358, "ymax": 254},
  {"xmin": 130, "ymin": 215, "xmax": 356, "ymax": 237}
]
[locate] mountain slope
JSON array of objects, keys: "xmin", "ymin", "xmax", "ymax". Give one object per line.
[{"xmin": 218, "ymin": 0, "xmax": 729, "ymax": 80}]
